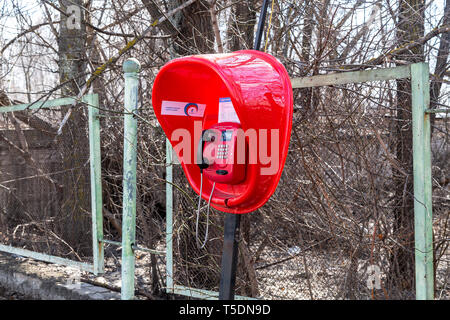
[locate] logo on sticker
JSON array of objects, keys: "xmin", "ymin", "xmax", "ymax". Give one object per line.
[
  {"xmin": 161, "ymin": 101, "xmax": 206, "ymax": 117},
  {"xmin": 184, "ymin": 103, "xmax": 199, "ymax": 116}
]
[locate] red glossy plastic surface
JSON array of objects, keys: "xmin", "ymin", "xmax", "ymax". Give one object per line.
[{"xmin": 152, "ymin": 50, "xmax": 293, "ymax": 214}]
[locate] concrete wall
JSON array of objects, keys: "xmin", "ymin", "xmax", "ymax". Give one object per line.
[{"xmin": 0, "ymin": 253, "xmax": 120, "ymax": 300}]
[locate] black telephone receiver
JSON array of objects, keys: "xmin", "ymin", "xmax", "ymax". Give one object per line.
[{"xmin": 197, "ymin": 129, "xmax": 217, "ymax": 171}]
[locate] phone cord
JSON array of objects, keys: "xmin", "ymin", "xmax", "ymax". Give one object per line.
[{"xmin": 196, "ymin": 172, "xmax": 215, "ymax": 249}]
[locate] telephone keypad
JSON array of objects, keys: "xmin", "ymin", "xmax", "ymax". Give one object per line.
[
  {"xmin": 201, "ymin": 123, "xmax": 245, "ymax": 185},
  {"xmin": 217, "ymin": 144, "xmax": 229, "ymax": 159}
]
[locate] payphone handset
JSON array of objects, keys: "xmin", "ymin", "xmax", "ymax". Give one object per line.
[
  {"xmin": 195, "ymin": 122, "xmax": 246, "ymax": 248},
  {"xmin": 198, "ymin": 122, "xmax": 246, "ymax": 185}
]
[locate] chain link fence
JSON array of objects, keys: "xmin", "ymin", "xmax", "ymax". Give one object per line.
[{"xmin": 0, "ymin": 79, "xmax": 447, "ymax": 300}]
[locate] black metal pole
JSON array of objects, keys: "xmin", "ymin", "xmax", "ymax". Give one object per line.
[
  {"xmin": 253, "ymin": 0, "xmax": 271, "ymax": 51},
  {"xmin": 218, "ymin": 213, "xmax": 241, "ymax": 300},
  {"xmin": 218, "ymin": 0, "xmax": 270, "ymax": 301}
]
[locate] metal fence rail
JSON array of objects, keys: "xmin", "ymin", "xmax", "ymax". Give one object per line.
[{"xmin": 0, "ymin": 94, "xmax": 104, "ymax": 275}]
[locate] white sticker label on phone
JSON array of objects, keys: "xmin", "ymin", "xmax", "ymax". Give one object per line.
[
  {"xmin": 218, "ymin": 97, "xmax": 240, "ymax": 124},
  {"xmin": 161, "ymin": 101, "xmax": 206, "ymax": 117}
]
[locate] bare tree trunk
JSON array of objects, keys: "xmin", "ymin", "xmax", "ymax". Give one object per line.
[
  {"xmin": 57, "ymin": 0, "xmax": 91, "ymax": 256},
  {"xmin": 167, "ymin": 0, "xmax": 214, "ymax": 55},
  {"xmin": 227, "ymin": 0, "xmax": 257, "ymax": 51},
  {"xmin": 208, "ymin": 1, "xmax": 224, "ymax": 53},
  {"xmin": 389, "ymin": 0, "xmax": 425, "ymax": 296},
  {"xmin": 299, "ymin": 0, "xmax": 314, "ymax": 113},
  {"xmin": 141, "ymin": 0, "xmax": 178, "ymax": 35},
  {"xmin": 142, "ymin": 0, "xmax": 214, "ymax": 55}
]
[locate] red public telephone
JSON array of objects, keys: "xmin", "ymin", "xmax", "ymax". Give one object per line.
[
  {"xmin": 197, "ymin": 122, "xmax": 246, "ymax": 185},
  {"xmin": 195, "ymin": 122, "xmax": 246, "ymax": 248}
]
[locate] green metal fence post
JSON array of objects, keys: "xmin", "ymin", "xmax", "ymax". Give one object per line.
[
  {"xmin": 411, "ymin": 62, "xmax": 434, "ymax": 300},
  {"xmin": 165, "ymin": 139, "xmax": 174, "ymax": 293},
  {"xmin": 121, "ymin": 58, "xmax": 141, "ymax": 300},
  {"xmin": 87, "ymin": 93, "xmax": 104, "ymax": 275}
]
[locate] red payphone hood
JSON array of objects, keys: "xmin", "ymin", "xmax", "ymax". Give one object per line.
[{"xmin": 152, "ymin": 50, "xmax": 293, "ymax": 214}]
